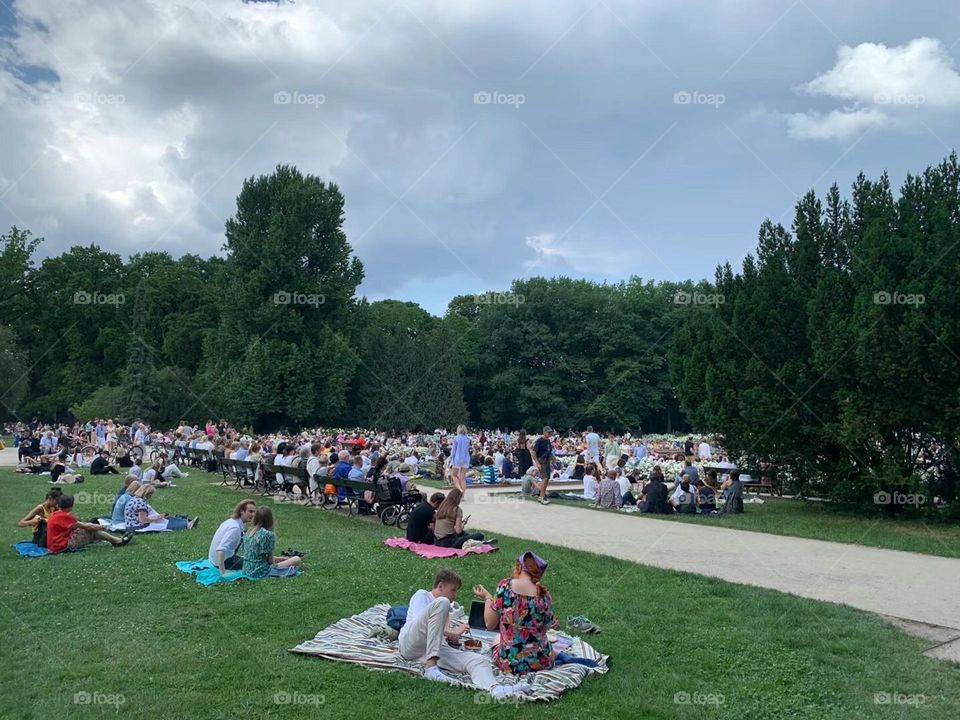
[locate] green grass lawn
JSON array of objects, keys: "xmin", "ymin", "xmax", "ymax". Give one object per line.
[{"xmin": 1, "ymin": 468, "xmax": 958, "ymax": 719}]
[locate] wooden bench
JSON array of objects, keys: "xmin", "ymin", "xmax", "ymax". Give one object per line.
[
  {"xmin": 260, "ymin": 463, "xmax": 310, "ymax": 498},
  {"xmin": 217, "ymin": 458, "xmax": 259, "ymax": 489},
  {"xmin": 322, "ymin": 475, "xmax": 377, "ymax": 515}
]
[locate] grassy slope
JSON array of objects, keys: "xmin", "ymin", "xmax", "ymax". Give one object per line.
[{"xmin": 0, "ymin": 469, "xmax": 957, "ymax": 720}]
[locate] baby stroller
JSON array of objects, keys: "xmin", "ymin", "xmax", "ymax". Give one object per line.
[{"xmin": 376, "ymin": 476, "xmax": 422, "ymax": 529}]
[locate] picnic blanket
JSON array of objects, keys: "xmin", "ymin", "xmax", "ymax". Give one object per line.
[
  {"xmin": 13, "ymin": 541, "xmax": 50, "ymax": 557},
  {"xmin": 290, "ymin": 603, "xmax": 608, "ymax": 702},
  {"xmin": 383, "ymin": 537, "xmax": 497, "ymax": 558},
  {"xmin": 175, "ymin": 558, "xmax": 251, "ymax": 586},
  {"xmin": 97, "ymin": 518, "xmax": 172, "ymax": 533}
]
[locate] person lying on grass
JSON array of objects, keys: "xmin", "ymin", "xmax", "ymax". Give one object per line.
[
  {"xmin": 473, "ymin": 551, "xmax": 602, "ymax": 674},
  {"xmin": 111, "ymin": 479, "xmax": 142, "ymax": 524},
  {"xmin": 47, "ymin": 494, "xmax": 133, "ymax": 552},
  {"xmin": 209, "ymin": 499, "xmax": 257, "ymax": 575},
  {"xmin": 49, "ymin": 451, "xmax": 85, "ymax": 484},
  {"xmin": 19, "ymin": 487, "xmax": 63, "ymax": 547},
  {"xmin": 124, "ymin": 484, "xmax": 199, "ymax": 531},
  {"xmin": 398, "ymin": 568, "xmax": 530, "ymax": 698},
  {"xmin": 241, "ymin": 506, "xmax": 302, "ymax": 579}
]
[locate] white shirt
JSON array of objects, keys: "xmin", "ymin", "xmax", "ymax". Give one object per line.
[
  {"xmin": 129, "ymin": 465, "xmax": 143, "ymax": 480},
  {"xmin": 399, "ymin": 589, "xmax": 438, "ymax": 644},
  {"xmin": 404, "ymin": 455, "xmax": 419, "ymax": 468},
  {"xmin": 494, "ymin": 451, "xmax": 505, "ymax": 471},
  {"xmin": 585, "ymin": 432, "xmax": 600, "ymax": 458},
  {"xmin": 698, "ymin": 442, "xmax": 712, "ymax": 460},
  {"xmin": 208, "ymin": 518, "xmax": 244, "ymax": 564},
  {"xmin": 616, "ymin": 475, "xmax": 631, "ymax": 497},
  {"xmin": 143, "ymin": 468, "xmax": 158, "ymax": 484},
  {"xmin": 583, "ymin": 475, "xmax": 599, "ymax": 500}
]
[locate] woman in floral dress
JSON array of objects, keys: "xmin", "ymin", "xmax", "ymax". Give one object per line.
[{"xmin": 473, "ymin": 551, "xmax": 558, "ymax": 675}]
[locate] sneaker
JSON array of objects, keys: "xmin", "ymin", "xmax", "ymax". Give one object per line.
[
  {"xmin": 484, "ymin": 537, "xmax": 499, "ymax": 547},
  {"xmin": 187, "ymin": 516, "xmax": 200, "ymax": 530},
  {"xmin": 167, "ymin": 482, "xmax": 177, "ymax": 488},
  {"xmin": 490, "ymin": 684, "xmax": 528, "ymax": 699},
  {"xmin": 423, "ymin": 666, "xmax": 458, "ymax": 685},
  {"xmin": 538, "ymin": 498, "xmax": 550, "ymax": 505}
]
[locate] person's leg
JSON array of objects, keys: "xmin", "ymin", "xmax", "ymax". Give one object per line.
[
  {"xmin": 92, "ymin": 529, "xmax": 124, "ymax": 545},
  {"xmin": 452, "ymin": 532, "xmax": 483, "ymax": 549},
  {"xmin": 274, "ymin": 555, "xmax": 301, "ymax": 569},
  {"xmin": 538, "ymin": 462, "xmax": 551, "ymax": 501},
  {"xmin": 438, "ymin": 646, "xmax": 497, "ymax": 688},
  {"xmin": 398, "ymin": 597, "xmax": 450, "ymax": 663},
  {"xmin": 224, "ymin": 555, "xmax": 243, "ymax": 571},
  {"xmin": 163, "ymin": 464, "xmax": 186, "ymax": 479}
]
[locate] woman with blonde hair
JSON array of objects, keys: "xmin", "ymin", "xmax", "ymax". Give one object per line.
[
  {"xmin": 123, "ymin": 484, "xmax": 198, "ymax": 531},
  {"xmin": 448, "ymin": 425, "xmax": 470, "ymax": 492},
  {"xmin": 433, "ymin": 488, "xmax": 485, "ymax": 548}
]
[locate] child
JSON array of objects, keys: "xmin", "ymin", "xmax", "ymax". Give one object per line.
[{"xmin": 481, "ymin": 456, "xmax": 499, "ymax": 484}]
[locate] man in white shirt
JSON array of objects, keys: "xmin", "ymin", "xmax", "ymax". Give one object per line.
[
  {"xmin": 209, "ymin": 500, "xmax": 256, "ymax": 575},
  {"xmin": 404, "ymin": 452, "xmax": 420, "ymax": 471},
  {"xmin": 398, "ymin": 569, "xmax": 529, "ymax": 698},
  {"xmin": 584, "ymin": 426, "xmax": 600, "ymax": 464},
  {"xmin": 697, "ymin": 439, "xmax": 712, "ymax": 461}
]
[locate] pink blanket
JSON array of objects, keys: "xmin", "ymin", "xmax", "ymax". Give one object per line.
[{"xmin": 383, "ymin": 537, "xmax": 497, "ymax": 558}]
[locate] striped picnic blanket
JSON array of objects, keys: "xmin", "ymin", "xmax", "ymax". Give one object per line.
[{"xmin": 290, "ymin": 604, "xmax": 608, "ymax": 701}]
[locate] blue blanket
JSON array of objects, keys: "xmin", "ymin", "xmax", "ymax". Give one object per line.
[
  {"xmin": 13, "ymin": 541, "xmax": 50, "ymax": 557},
  {"xmin": 175, "ymin": 558, "xmax": 250, "ymax": 586}
]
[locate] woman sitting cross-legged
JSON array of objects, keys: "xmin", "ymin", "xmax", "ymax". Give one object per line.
[
  {"xmin": 123, "ymin": 484, "xmax": 198, "ymax": 531},
  {"xmin": 241, "ymin": 506, "xmax": 303, "ymax": 578},
  {"xmin": 19, "ymin": 487, "xmax": 63, "ymax": 547},
  {"xmin": 47, "ymin": 494, "xmax": 133, "ymax": 552},
  {"xmin": 473, "ymin": 551, "xmax": 599, "ymax": 675},
  {"xmin": 433, "ymin": 489, "xmax": 486, "ymax": 549}
]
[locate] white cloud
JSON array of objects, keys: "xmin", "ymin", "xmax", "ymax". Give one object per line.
[
  {"xmin": 784, "ymin": 108, "xmax": 886, "ymax": 141},
  {"xmin": 803, "ymin": 37, "xmax": 960, "ymax": 109}
]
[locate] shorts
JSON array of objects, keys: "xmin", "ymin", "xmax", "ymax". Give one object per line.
[{"xmin": 269, "ymin": 565, "xmax": 299, "ymax": 578}]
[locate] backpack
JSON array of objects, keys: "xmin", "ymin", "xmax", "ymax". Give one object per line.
[{"xmin": 386, "ymin": 605, "xmax": 408, "ymax": 631}]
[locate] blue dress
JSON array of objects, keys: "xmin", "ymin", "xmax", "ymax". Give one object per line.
[{"xmin": 450, "ymin": 434, "xmax": 471, "ymax": 468}]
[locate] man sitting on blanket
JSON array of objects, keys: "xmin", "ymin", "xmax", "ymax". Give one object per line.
[
  {"xmin": 399, "ymin": 568, "xmax": 531, "ymax": 698},
  {"xmin": 209, "ymin": 499, "xmax": 257, "ymax": 575}
]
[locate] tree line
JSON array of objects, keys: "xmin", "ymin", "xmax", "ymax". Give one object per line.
[{"xmin": 3, "ymin": 156, "xmax": 959, "ymax": 507}]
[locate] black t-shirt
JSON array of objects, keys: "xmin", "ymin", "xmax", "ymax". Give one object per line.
[
  {"xmin": 406, "ymin": 502, "xmax": 436, "ymax": 542},
  {"xmin": 684, "ymin": 440, "xmax": 694, "ymax": 455},
  {"xmin": 533, "ymin": 437, "xmax": 552, "ymax": 462},
  {"xmin": 643, "ymin": 480, "xmax": 670, "ymax": 513},
  {"xmin": 90, "ymin": 456, "xmax": 108, "ymax": 474}
]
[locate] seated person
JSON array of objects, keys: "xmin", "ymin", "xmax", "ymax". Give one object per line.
[
  {"xmin": 47, "ymin": 495, "xmax": 132, "ymax": 552},
  {"xmin": 501, "ymin": 454, "xmax": 515, "ymax": 480},
  {"xmin": 582, "ymin": 463, "xmax": 600, "ymax": 500},
  {"xmin": 111, "ymin": 478, "xmax": 142, "ymax": 524},
  {"xmin": 398, "ymin": 568, "xmax": 529, "ymax": 698},
  {"xmin": 720, "ymin": 470, "xmax": 745, "ymax": 514},
  {"xmin": 520, "ymin": 466, "xmax": 542, "ymax": 496},
  {"xmin": 670, "ymin": 479, "xmax": 697, "ymax": 514},
  {"xmin": 568, "ymin": 453, "xmax": 586, "ymax": 481},
  {"xmin": 697, "ymin": 473, "xmax": 718, "ymax": 513},
  {"xmin": 596, "ymin": 470, "xmax": 623, "ymax": 509},
  {"xmin": 480, "ymin": 456, "xmax": 499, "ymax": 484},
  {"xmin": 90, "ymin": 450, "xmax": 119, "ymax": 475},
  {"xmin": 473, "ymin": 551, "xmax": 560, "ymax": 675},
  {"xmin": 242, "ymin": 506, "xmax": 302, "ymax": 578},
  {"xmin": 406, "ymin": 492, "xmax": 445, "ymax": 544},
  {"xmin": 49, "ymin": 451, "xmax": 84, "ymax": 484},
  {"xmin": 210, "ymin": 500, "xmax": 257, "ymax": 575},
  {"xmin": 124, "ymin": 485, "xmax": 198, "ymax": 531},
  {"xmin": 617, "ymin": 469, "xmax": 637, "ymax": 506},
  {"xmin": 639, "ymin": 468, "xmax": 671, "ymax": 514},
  {"xmin": 19, "ymin": 488, "xmax": 63, "ymax": 547},
  {"xmin": 433, "ymin": 489, "xmax": 485, "ymax": 549}
]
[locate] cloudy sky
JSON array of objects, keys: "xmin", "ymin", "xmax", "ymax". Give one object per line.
[{"xmin": 1, "ymin": 1, "xmax": 959, "ymax": 314}]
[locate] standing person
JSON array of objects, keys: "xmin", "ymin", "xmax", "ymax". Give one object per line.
[
  {"xmin": 449, "ymin": 425, "xmax": 470, "ymax": 493},
  {"xmin": 584, "ymin": 426, "xmax": 601, "ymax": 465},
  {"xmin": 397, "ymin": 568, "xmax": 529, "ymax": 698},
  {"xmin": 697, "ymin": 438, "xmax": 713, "ymax": 461},
  {"xmin": 603, "ymin": 433, "xmax": 621, "ymax": 471},
  {"xmin": 532, "ymin": 427, "xmax": 555, "ymax": 505},
  {"xmin": 683, "ymin": 435, "xmax": 695, "ymax": 462},
  {"xmin": 209, "ymin": 500, "xmax": 257, "ymax": 575},
  {"xmin": 514, "ymin": 430, "xmax": 532, "ymax": 477}
]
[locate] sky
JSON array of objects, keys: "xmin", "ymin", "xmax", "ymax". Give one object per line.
[{"xmin": 1, "ymin": 0, "xmax": 959, "ymax": 315}]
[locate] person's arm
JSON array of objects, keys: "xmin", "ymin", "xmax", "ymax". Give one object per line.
[
  {"xmin": 477, "ymin": 584, "xmax": 500, "ymax": 630},
  {"xmin": 18, "ymin": 505, "xmax": 43, "ymax": 527},
  {"xmin": 216, "ymin": 549, "xmax": 228, "ymax": 575},
  {"xmin": 454, "ymin": 509, "xmax": 464, "ymax": 534}
]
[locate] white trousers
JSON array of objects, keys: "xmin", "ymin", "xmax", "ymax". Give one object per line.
[{"xmin": 397, "ymin": 597, "xmax": 497, "ymax": 689}]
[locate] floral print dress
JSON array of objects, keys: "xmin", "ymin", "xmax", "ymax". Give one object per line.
[{"xmin": 492, "ymin": 579, "xmax": 557, "ymax": 674}]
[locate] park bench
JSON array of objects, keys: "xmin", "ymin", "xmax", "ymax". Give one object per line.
[
  {"xmin": 321, "ymin": 475, "xmax": 377, "ymax": 516},
  {"xmin": 260, "ymin": 462, "xmax": 310, "ymax": 498},
  {"xmin": 217, "ymin": 458, "xmax": 259, "ymax": 489}
]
